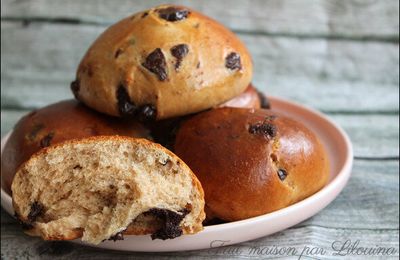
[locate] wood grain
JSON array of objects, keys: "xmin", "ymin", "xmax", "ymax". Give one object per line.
[
  {"xmin": 1, "ymin": 160, "xmax": 398, "ymax": 259},
  {"xmin": 1, "ymin": 22, "xmax": 398, "ymax": 111},
  {"xmin": 2, "ymin": 0, "xmax": 399, "ymax": 40}
]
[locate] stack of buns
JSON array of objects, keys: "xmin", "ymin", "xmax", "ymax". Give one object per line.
[{"xmin": 1, "ymin": 4, "xmax": 329, "ymax": 244}]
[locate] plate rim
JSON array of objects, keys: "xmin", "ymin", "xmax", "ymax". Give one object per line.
[{"xmin": 0, "ymin": 96, "xmax": 354, "ymax": 250}]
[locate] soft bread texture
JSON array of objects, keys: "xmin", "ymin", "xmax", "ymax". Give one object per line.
[
  {"xmin": 174, "ymin": 108, "xmax": 330, "ymax": 221},
  {"xmin": 1, "ymin": 100, "xmax": 149, "ymax": 194},
  {"xmin": 73, "ymin": 4, "xmax": 252, "ymax": 120},
  {"xmin": 11, "ymin": 136, "xmax": 205, "ymax": 244}
]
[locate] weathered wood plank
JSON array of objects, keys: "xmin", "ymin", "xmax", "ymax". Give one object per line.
[
  {"xmin": 1, "ymin": 222, "xmax": 398, "ymax": 259},
  {"xmin": 1, "ymin": 109, "xmax": 399, "ymax": 159},
  {"xmin": 1, "ymin": 160, "xmax": 398, "ymax": 259},
  {"xmin": 300, "ymin": 160, "xmax": 399, "ymax": 229},
  {"xmin": 1, "ymin": 22, "xmax": 398, "ymax": 112},
  {"xmin": 0, "ymin": 110, "xmax": 28, "ymax": 137},
  {"xmin": 1, "ymin": 0, "xmax": 399, "ymax": 39},
  {"xmin": 329, "ymin": 114, "xmax": 399, "ymax": 158}
]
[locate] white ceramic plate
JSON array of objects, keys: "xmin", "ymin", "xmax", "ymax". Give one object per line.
[{"xmin": 1, "ymin": 96, "xmax": 353, "ymax": 252}]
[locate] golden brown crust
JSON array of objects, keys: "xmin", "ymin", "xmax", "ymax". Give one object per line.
[
  {"xmin": 1, "ymin": 100, "xmax": 149, "ymax": 194},
  {"xmin": 74, "ymin": 4, "xmax": 252, "ymax": 120},
  {"xmin": 219, "ymin": 84, "xmax": 261, "ymax": 109},
  {"xmin": 174, "ymin": 107, "xmax": 330, "ymax": 221}
]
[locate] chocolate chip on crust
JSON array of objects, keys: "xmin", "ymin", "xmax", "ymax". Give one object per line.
[
  {"xmin": 117, "ymin": 85, "xmax": 137, "ymax": 116},
  {"xmin": 14, "ymin": 212, "xmax": 34, "ymax": 230},
  {"xmin": 28, "ymin": 201, "xmax": 44, "ymax": 223},
  {"xmin": 114, "ymin": 48, "xmax": 123, "ymax": 58},
  {"xmin": 142, "ymin": 48, "xmax": 168, "ymax": 81},
  {"xmin": 70, "ymin": 80, "xmax": 80, "ymax": 99},
  {"xmin": 225, "ymin": 52, "xmax": 242, "ymax": 70},
  {"xmin": 277, "ymin": 169, "xmax": 288, "ymax": 181},
  {"xmin": 40, "ymin": 133, "xmax": 55, "ymax": 148},
  {"xmin": 170, "ymin": 44, "xmax": 189, "ymax": 70},
  {"xmin": 27, "ymin": 123, "xmax": 44, "ymax": 142},
  {"xmin": 157, "ymin": 7, "xmax": 190, "ymax": 22},
  {"xmin": 248, "ymin": 122, "xmax": 277, "ymax": 138},
  {"xmin": 144, "ymin": 208, "xmax": 190, "ymax": 240},
  {"xmin": 138, "ymin": 104, "xmax": 157, "ymax": 122}
]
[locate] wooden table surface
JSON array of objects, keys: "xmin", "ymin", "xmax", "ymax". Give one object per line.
[{"xmin": 1, "ymin": 1, "xmax": 399, "ymax": 259}]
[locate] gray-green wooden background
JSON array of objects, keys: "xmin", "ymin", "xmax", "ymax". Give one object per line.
[{"xmin": 1, "ymin": 1, "xmax": 399, "ymax": 259}]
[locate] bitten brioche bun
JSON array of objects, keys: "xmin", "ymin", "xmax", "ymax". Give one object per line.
[
  {"xmin": 1, "ymin": 100, "xmax": 149, "ymax": 194},
  {"xmin": 11, "ymin": 136, "xmax": 205, "ymax": 244},
  {"xmin": 72, "ymin": 4, "xmax": 253, "ymax": 121},
  {"xmin": 174, "ymin": 107, "xmax": 330, "ymax": 221}
]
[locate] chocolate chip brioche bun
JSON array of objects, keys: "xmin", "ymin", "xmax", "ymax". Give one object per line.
[
  {"xmin": 72, "ymin": 4, "xmax": 252, "ymax": 121},
  {"xmin": 11, "ymin": 136, "xmax": 205, "ymax": 244},
  {"xmin": 1, "ymin": 100, "xmax": 149, "ymax": 194},
  {"xmin": 174, "ymin": 107, "xmax": 330, "ymax": 222}
]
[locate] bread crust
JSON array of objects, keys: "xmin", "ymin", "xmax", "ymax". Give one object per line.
[
  {"xmin": 174, "ymin": 107, "xmax": 330, "ymax": 221},
  {"xmin": 74, "ymin": 4, "xmax": 252, "ymax": 120},
  {"xmin": 219, "ymin": 84, "xmax": 261, "ymax": 109},
  {"xmin": 1, "ymin": 100, "xmax": 149, "ymax": 194}
]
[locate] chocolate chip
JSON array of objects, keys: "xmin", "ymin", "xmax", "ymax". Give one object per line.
[
  {"xmin": 249, "ymin": 122, "xmax": 277, "ymax": 138},
  {"xmin": 225, "ymin": 52, "xmax": 242, "ymax": 70},
  {"xmin": 142, "ymin": 48, "xmax": 168, "ymax": 81},
  {"xmin": 21, "ymin": 222, "xmax": 34, "ymax": 230},
  {"xmin": 138, "ymin": 104, "xmax": 157, "ymax": 122},
  {"xmin": 14, "ymin": 212, "xmax": 34, "ymax": 230},
  {"xmin": 70, "ymin": 80, "xmax": 80, "ymax": 99},
  {"xmin": 158, "ymin": 7, "xmax": 190, "ymax": 22},
  {"xmin": 27, "ymin": 123, "xmax": 44, "ymax": 141},
  {"xmin": 73, "ymin": 165, "xmax": 82, "ymax": 170},
  {"xmin": 87, "ymin": 65, "xmax": 94, "ymax": 77},
  {"xmin": 277, "ymin": 169, "xmax": 288, "ymax": 181},
  {"xmin": 40, "ymin": 133, "xmax": 54, "ymax": 148},
  {"xmin": 108, "ymin": 230, "xmax": 125, "ymax": 241},
  {"xmin": 256, "ymin": 90, "xmax": 271, "ymax": 109},
  {"xmin": 117, "ymin": 85, "xmax": 137, "ymax": 116},
  {"xmin": 170, "ymin": 44, "xmax": 189, "ymax": 70},
  {"xmin": 115, "ymin": 48, "xmax": 123, "ymax": 58},
  {"xmin": 144, "ymin": 208, "xmax": 190, "ymax": 240},
  {"xmin": 28, "ymin": 201, "xmax": 44, "ymax": 223},
  {"xmin": 141, "ymin": 12, "xmax": 148, "ymax": 18}
]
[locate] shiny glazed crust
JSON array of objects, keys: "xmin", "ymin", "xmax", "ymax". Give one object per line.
[
  {"xmin": 74, "ymin": 4, "xmax": 253, "ymax": 120},
  {"xmin": 1, "ymin": 100, "xmax": 149, "ymax": 194},
  {"xmin": 174, "ymin": 107, "xmax": 330, "ymax": 221},
  {"xmin": 219, "ymin": 84, "xmax": 261, "ymax": 109}
]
